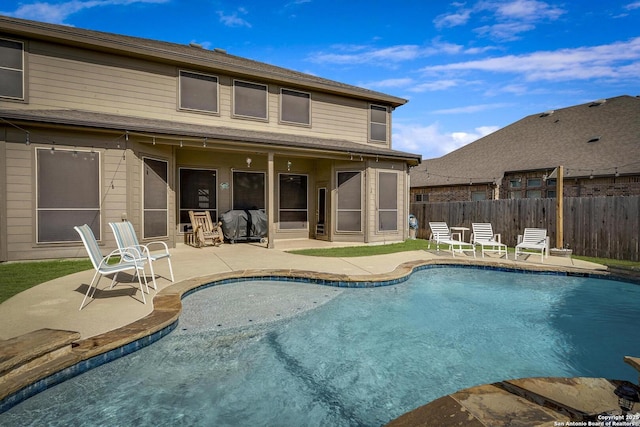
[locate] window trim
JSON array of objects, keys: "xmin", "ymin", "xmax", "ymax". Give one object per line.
[
  {"xmin": 369, "ymin": 104, "xmax": 388, "ymax": 143},
  {"xmin": 233, "ymin": 79, "xmax": 269, "ymax": 121},
  {"xmin": 278, "ymin": 173, "xmax": 309, "ymax": 231},
  {"xmin": 178, "ymin": 69, "xmax": 220, "ymax": 114},
  {"xmin": 0, "ymin": 37, "xmax": 26, "ymax": 102},
  {"xmin": 279, "ymin": 88, "xmax": 311, "ymax": 126},
  {"xmin": 35, "ymin": 147, "xmax": 101, "ymax": 243},
  {"xmin": 336, "ymin": 170, "xmax": 363, "ymax": 233},
  {"xmin": 142, "ymin": 156, "xmax": 169, "ymax": 239}
]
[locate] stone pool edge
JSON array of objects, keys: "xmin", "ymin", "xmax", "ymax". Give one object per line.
[{"xmin": 0, "ymin": 258, "xmax": 636, "ymax": 414}]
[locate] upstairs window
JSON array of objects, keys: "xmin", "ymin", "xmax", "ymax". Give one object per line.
[
  {"xmin": 234, "ymin": 80, "xmax": 268, "ymax": 120},
  {"xmin": 527, "ymin": 178, "xmax": 542, "ymax": 187},
  {"xmin": 280, "ymin": 89, "xmax": 310, "ymax": 125},
  {"xmin": 0, "ymin": 38, "xmax": 25, "ymax": 101},
  {"xmin": 369, "ymin": 105, "xmax": 388, "ymax": 143},
  {"xmin": 179, "ymin": 70, "xmax": 219, "ymax": 113}
]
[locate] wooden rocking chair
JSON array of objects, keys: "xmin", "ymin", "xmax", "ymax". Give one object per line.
[{"xmin": 188, "ymin": 211, "xmax": 223, "ymax": 247}]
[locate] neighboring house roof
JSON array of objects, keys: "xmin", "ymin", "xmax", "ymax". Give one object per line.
[
  {"xmin": 0, "ymin": 15, "xmax": 407, "ymax": 108},
  {"xmin": 411, "ymin": 95, "xmax": 640, "ymax": 187},
  {"xmin": 0, "ymin": 109, "xmax": 422, "ymax": 164}
]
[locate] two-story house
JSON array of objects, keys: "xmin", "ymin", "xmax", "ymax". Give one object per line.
[
  {"xmin": 0, "ymin": 15, "xmax": 421, "ymax": 262},
  {"xmin": 411, "ymin": 95, "xmax": 640, "ymax": 202}
]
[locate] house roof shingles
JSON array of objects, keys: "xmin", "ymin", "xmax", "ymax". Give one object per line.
[{"xmin": 411, "ymin": 95, "xmax": 640, "ymax": 187}]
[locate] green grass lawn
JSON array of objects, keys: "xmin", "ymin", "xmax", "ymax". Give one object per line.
[
  {"xmin": 288, "ymin": 239, "xmax": 640, "ymax": 270},
  {"xmin": 0, "ymin": 259, "xmax": 93, "ymax": 304}
]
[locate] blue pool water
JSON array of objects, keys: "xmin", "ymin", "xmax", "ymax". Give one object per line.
[{"xmin": 2, "ymin": 268, "xmax": 640, "ymax": 426}]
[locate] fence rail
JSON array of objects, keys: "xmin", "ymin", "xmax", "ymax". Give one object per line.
[{"xmin": 410, "ymin": 196, "xmax": 640, "ymax": 261}]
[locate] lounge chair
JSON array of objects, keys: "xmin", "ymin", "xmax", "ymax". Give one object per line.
[
  {"xmin": 109, "ymin": 221, "xmax": 174, "ymax": 290},
  {"xmin": 428, "ymin": 222, "xmax": 476, "ymax": 257},
  {"xmin": 74, "ymin": 224, "xmax": 148, "ymax": 310},
  {"xmin": 188, "ymin": 211, "xmax": 224, "ymax": 247},
  {"xmin": 471, "ymin": 223, "xmax": 508, "ymax": 259},
  {"xmin": 515, "ymin": 228, "xmax": 549, "ymax": 262}
]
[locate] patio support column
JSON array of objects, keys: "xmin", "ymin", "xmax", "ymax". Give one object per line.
[{"xmin": 267, "ymin": 152, "xmax": 275, "ymax": 249}]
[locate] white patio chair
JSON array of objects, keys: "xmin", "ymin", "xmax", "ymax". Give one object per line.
[
  {"xmin": 109, "ymin": 221, "xmax": 174, "ymax": 290},
  {"xmin": 515, "ymin": 228, "xmax": 549, "ymax": 262},
  {"xmin": 428, "ymin": 222, "xmax": 476, "ymax": 257},
  {"xmin": 471, "ymin": 223, "xmax": 508, "ymax": 259},
  {"xmin": 74, "ymin": 224, "xmax": 148, "ymax": 310}
]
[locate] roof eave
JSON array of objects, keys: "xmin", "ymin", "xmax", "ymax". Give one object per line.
[{"xmin": 0, "ymin": 110, "xmax": 421, "ymax": 164}]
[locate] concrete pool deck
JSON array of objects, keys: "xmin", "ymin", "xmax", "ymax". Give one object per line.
[
  {"xmin": 0, "ymin": 240, "xmax": 610, "ymax": 340},
  {"xmin": 1, "ymin": 240, "xmax": 639, "ymax": 424}
]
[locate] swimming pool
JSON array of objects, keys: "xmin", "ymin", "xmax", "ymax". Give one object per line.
[{"xmin": 2, "ymin": 267, "xmax": 640, "ymax": 426}]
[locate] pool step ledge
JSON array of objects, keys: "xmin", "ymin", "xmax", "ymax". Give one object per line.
[
  {"xmin": 0, "ymin": 329, "xmax": 82, "ymax": 399},
  {"xmin": 386, "ymin": 376, "xmax": 640, "ymax": 426}
]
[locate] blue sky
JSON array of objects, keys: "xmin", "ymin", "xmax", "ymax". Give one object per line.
[{"xmin": 1, "ymin": 0, "xmax": 639, "ymax": 160}]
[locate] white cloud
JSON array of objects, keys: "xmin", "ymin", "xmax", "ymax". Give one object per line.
[
  {"xmin": 393, "ymin": 122, "xmax": 499, "ymax": 158},
  {"xmin": 2, "ymin": 0, "xmax": 168, "ymax": 24},
  {"xmin": 626, "ymin": 1, "xmax": 640, "ymax": 10},
  {"xmin": 307, "ymin": 40, "xmax": 487, "ymax": 66},
  {"xmin": 217, "ymin": 8, "xmax": 252, "ymax": 28},
  {"xmin": 486, "ymin": 0, "xmax": 565, "ymax": 21},
  {"xmin": 308, "ymin": 44, "xmax": 425, "ymax": 66},
  {"xmin": 411, "ymin": 79, "xmax": 461, "ymax": 92},
  {"xmin": 474, "ymin": 22, "xmax": 534, "ymax": 41},
  {"xmin": 419, "ymin": 37, "xmax": 640, "ymax": 82},
  {"xmin": 435, "ymin": 0, "xmax": 565, "ymax": 41},
  {"xmin": 362, "ymin": 78, "xmax": 415, "ymax": 89},
  {"xmin": 433, "ymin": 8, "xmax": 472, "ymax": 28},
  {"xmin": 431, "ymin": 103, "xmax": 511, "ymax": 114}
]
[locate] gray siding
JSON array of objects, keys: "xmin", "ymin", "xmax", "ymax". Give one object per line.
[{"xmin": 3, "ymin": 39, "xmax": 387, "ymax": 148}]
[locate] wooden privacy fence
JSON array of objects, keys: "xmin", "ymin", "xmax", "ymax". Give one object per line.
[{"xmin": 410, "ymin": 196, "xmax": 640, "ymax": 261}]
